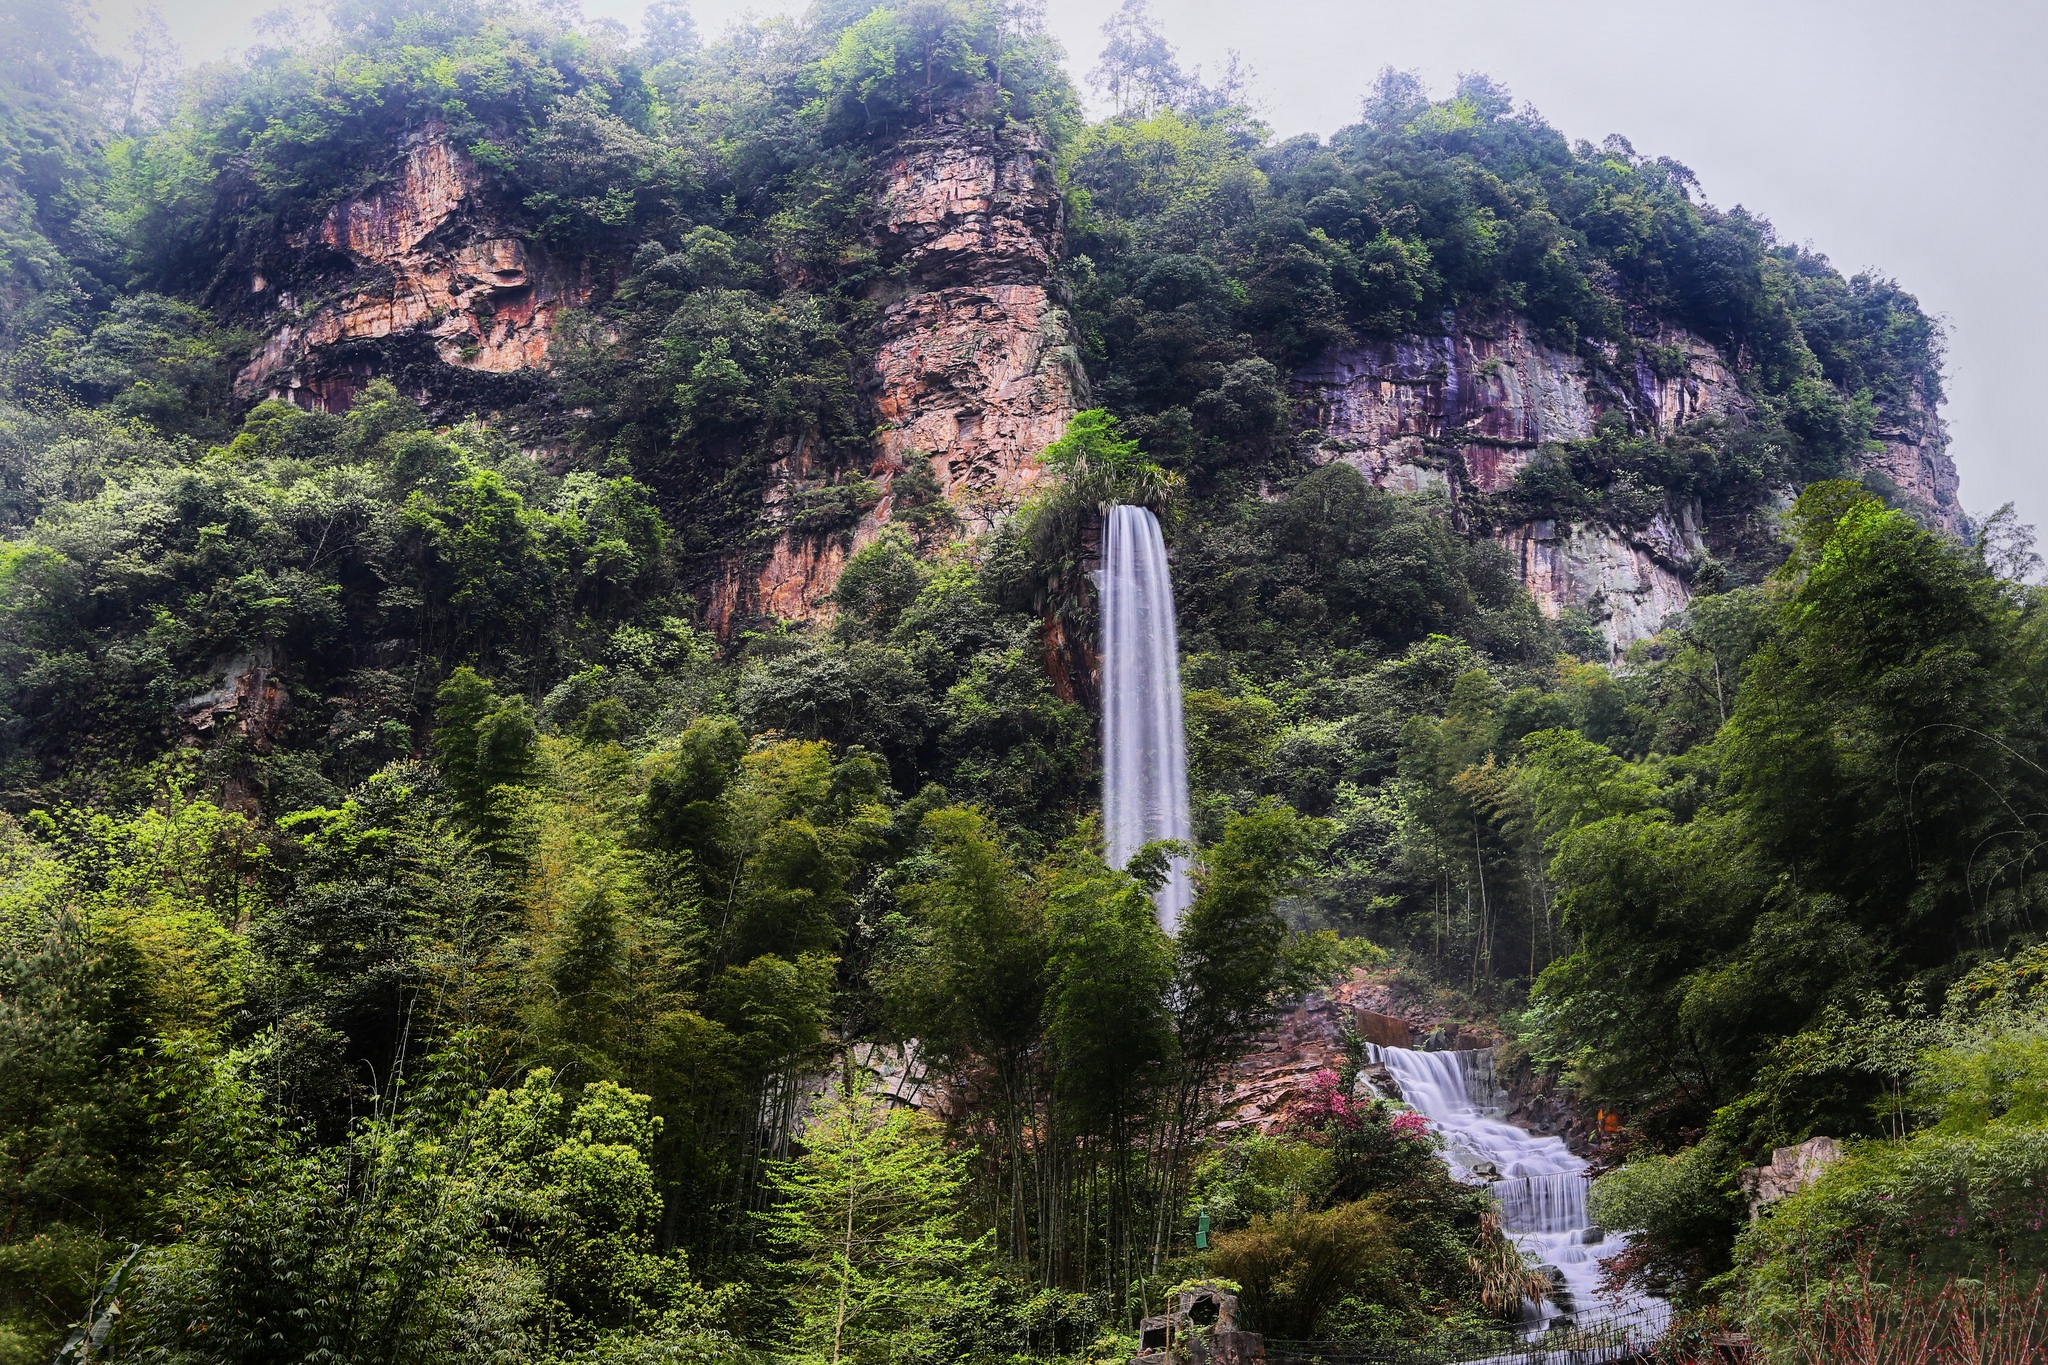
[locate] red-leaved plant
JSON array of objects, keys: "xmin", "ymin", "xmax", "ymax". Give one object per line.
[
  {"xmin": 1661, "ymin": 1249, "xmax": 2048, "ymax": 1364},
  {"xmin": 1286, "ymin": 1070, "xmax": 1434, "ymax": 1141},
  {"xmin": 1288, "ymin": 1069, "xmax": 1362, "ymax": 1131}
]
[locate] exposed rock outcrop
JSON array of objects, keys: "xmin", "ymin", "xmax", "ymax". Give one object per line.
[
  {"xmin": 1294, "ymin": 313, "xmax": 1961, "ymax": 654},
  {"xmin": 1215, "ymin": 968, "xmax": 1500, "ymax": 1134},
  {"xmin": 1295, "ymin": 316, "xmax": 1749, "ymax": 497},
  {"xmin": 1136, "ymin": 1284, "xmax": 1264, "ymax": 1365},
  {"xmin": 866, "ymin": 118, "xmax": 1083, "ymax": 527},
  {"xmin": 1865, "ymin": 375, "xmax": 1963, "ymax": 535},
  {"xmin": 178, "ymin": 649, "xmax": 292, "ymax": 752},
  {"xmin": 1739, "ymin": 1136, "xmax": 1842, "ymax": 1218},
  {"xmin": 728, "ymin": 116, "xmax": 1084, "ymax": 624},
  {"xmin": 1501, "ymin": 509, "xmax": 1702, "ymax": 651},
  {"xmin": 1295, "ymin": 316, "xmax": 1740, "ymax": 657},
  {"xmin": 233, "ymin": 126, "xmax": 590, "ymax": 416}
]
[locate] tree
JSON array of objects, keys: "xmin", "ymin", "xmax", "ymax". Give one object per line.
[
  {"xmin": 434, "ymin": 667, "xmax": 539, "ymax": 850},
  {"xmin": 758, "ymin": 1073, "xmax": 985, "ymax": 1365},
  {"xmin": 0, "ymin": 912, "xmax": 154, "ymax": 1358},
  {"xmin": 882, "ymin": 807, "xmax": 1047, "ymax": 1260},
  {"xmin": 1089, "ymin": 0, "xmax": 1185, "ymax": 117},
  {"xmin": 641, "ymin": 0, "xmax": 699, "ymax": 62}
]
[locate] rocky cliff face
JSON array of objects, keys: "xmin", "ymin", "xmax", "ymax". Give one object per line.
[
  {"xmin": 1294, "ymin": 317, "xmax": 1737, "ymax": 657},
  {"xmin": 225, "ymin": 119, "xmax": 1955, "ymax": 646},
  {"xmin": 724, "ymin": 116, "xmax": 1085, "ymax": 625},
  {"xmin": 1294, "ymin": 315, "xmax": 1960, "ymax": 656},
  {"xmin": 864, "ymin": 115, "xmax": 1084, "ymax": 530},
  {"xmin": 232, "ymin": 126, "xmax": 590, "ymax": 419},
  {"xmin": 1865, "ymin": 375, "xmax": 1963, "ymax": 536}
]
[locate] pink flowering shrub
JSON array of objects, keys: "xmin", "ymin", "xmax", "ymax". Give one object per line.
[
  {"xmin": 1287, "ymin": 1069, "xmax": 1361, "ymax": 1131},
  {"xmin": 1389, "ymin": 1110, "xmax": 1432, "ymax": 1141}
]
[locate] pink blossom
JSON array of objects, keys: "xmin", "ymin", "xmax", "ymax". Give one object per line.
[
  {"xmin": 1287, "ymin": 1069, "xmax": 1362, "ymax": 1132},
  {"xmin": 1390, "ymin": 1110, "xmax": 1432, "ymax": 1141}
]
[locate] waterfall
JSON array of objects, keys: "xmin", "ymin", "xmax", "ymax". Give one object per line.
[
  {"xmin": 1100, "ymin": 504, "xmax": 1194, "ymax": 932},
  {"xmin": 1372, "ymin": 1045, "xmax": 1667, "ymax": 1338}
]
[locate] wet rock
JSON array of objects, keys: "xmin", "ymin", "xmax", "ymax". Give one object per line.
[
  {"xmin": 1353, "ymin": 1007, "xmax": 1414, "ymax": 1048},
  {"xmin": 178, "ymin": 649, "xmax": 293, "ymax": 753}
]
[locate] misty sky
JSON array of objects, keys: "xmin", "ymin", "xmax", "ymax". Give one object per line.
[{"xmin": 106, "ymin": 0, "xmax": 2048, "ymax": 541}]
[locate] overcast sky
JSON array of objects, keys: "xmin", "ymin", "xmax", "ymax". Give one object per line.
[{"xmin": 112, "ymin": 0, "xmax": 2048, "ymax": 540}]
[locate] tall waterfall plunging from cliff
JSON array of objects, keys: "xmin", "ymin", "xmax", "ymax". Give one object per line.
[
  {"xmin": 1372, "ymin": 1046, "xmax": 1667, "ymax": 1344},
  {"xmin": 1100, "ymin": 505, "xmax": 1194, "ymax": 932}
]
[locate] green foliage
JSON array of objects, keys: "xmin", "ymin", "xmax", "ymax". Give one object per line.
[
  {"xmin": 806, "ymin": 0, "xmax": 1076, "ymax": 141},
  {"xmin": 1015, "ymin": 408, "xmax": 1180, "ymax": 640},
  {"xmin": 0, "ymin": 909, "xmax": 155, "ymax": 1358},
  {"xmin": 0, "ymin": 382, "xmax": 673, "ymax": 806},
  {"xmin": 1189, "ymin": 1078, "xmax": 1503, "ymax": 1340},
  {"xmin": 1587, "ymin": 1140, "xmax": 1745, "ymax": 1305},
  {"xmin": 1207, "ymin": 1201, "xmax": 1403, "ymax": 1337},
  {"xmin": 435, "ymin": 665, "xmax": 539, "ymax": 844},
  {"xmin": 758, "ymin": 1072, "xmax": 986, "ymax": 1365},
  {"xmin": 128, "ymin": 1056, "xmax": 706, "ymax": 1363},
  {"xmin": 0, "ymin": 0, "xmax": 1996, "ymax": 1350}
]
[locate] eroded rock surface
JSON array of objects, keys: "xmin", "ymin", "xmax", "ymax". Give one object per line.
[
  {"xmin": 1295, "ymin": 317, "xmax": 1740, "ymax": 657},
  {"xmin": 1865, "ymin": 375, "xmax": 1963, "ymax": 535},
  {"xmin": 1295, "ymin": 314, "xmax": 1960, "ymax": 655},
  {"xmin": 178, "ymin": 649, "xmax": 292, "ymax": 752},
  {"xmin": 1295, "ymin": 316, "xmax": 1748, "ymax": 498},
  {"xmin": 867, "ymin": 121, "xmax": 1085, "ymax": 518},
  {"xmin": 1739, "ymin": 1136, "xmax": 1843, "ymax": 1217},
  {"xmin": 1216, "ymin": 969, "xmax": 1496, "ymax": 1135},
  {"xmin": 731, "ymin": 116, "xmax": 1084, "ymax": 624},
  {"xmin": 234, "ymin": 126, "xmax": 589, "ymax": 413}
]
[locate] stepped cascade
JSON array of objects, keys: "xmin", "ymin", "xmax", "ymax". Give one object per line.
[
  {"xmin": 1100, "ymin": 504, "xmax": 1195, "ymax": 931},
  {"xmin": 1372, "ymin": 1046, "xmax": 1667, "ymax": 1336}
]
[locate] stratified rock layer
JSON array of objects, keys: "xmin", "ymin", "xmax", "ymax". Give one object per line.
[
  {"xmin": 729, "ymin": 116, "xmax": 1084, "ymax": 623},
  {"xmin": 1295, "ymin": 314, "xmax": 1959, "ymax": 654},
  {"xmin": 866, "ymin": 118, "xmax": 1082, "ymax": 528},
  {"xmin": 234, "ymin": 126, "xmax": 588, "ymax": 413},
  {"xmin": 1865, "ymin": 374, "xmax": 1963, "ymax": 535},
  {"xmin": 1294, "ymin": 317, "xmax": 1737, "ymax": 658}
]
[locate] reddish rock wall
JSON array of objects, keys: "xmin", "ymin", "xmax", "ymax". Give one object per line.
[
  {"xmin": 1215, "ymin": 968, "xmax": 1498, "ymax": 1135},
  {"xmin": 235, "ymin": 126, "xmax": 589, "ymax": 412},
  {"xmin": 730, "ymin": 116, "xmax": 1084, "ymax": 625},
  {"xmin": 865, "ymin": 116, "xmax": 1082, "ymax": 534},
  {"xmin": 1865, "ymin": 374, "xmax": 1963, "ymax": 535}
]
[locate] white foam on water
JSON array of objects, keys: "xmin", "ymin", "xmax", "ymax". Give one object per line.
[{"xmin": 1371, "ymin": 1045, "xmax": 1667, "ymax": 1339}]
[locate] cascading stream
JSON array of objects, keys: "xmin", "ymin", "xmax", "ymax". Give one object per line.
[
  {"xmin": 1371, "ymin": 1046, "xmax": 1667, "ymax": 1338},
  {"xmin": 1099, "ymin": 504, "xmax": 1194, "ymax": 931}
]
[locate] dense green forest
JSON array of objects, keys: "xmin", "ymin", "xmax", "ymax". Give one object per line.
[{"xmin": 0, "ymin": 0, "xmax": 2041, "ymax": 1360}]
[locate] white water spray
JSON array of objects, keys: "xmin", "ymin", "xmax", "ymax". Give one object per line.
[
  {"xmin": 1372, "ymin": 1046, "xmax": 1667, "ymax": 1338},
  {"xmin": 1100, "ymin": 504, "xmax": 1194, "ymax": 931}
]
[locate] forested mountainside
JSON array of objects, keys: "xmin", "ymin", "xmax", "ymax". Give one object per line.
[{"xmin": 0, "ymin": 0, "xmax": 2042, "ymax": 1361}]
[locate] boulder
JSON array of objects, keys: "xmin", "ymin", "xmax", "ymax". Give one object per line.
[
  {"xmin": 1353, "ymin": 1008, "xmax": 1414, "ymax": 1048},
  {"xmin": 1738, "ymin": 1136, "xmax": 1843, "ymax": 1218}
]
